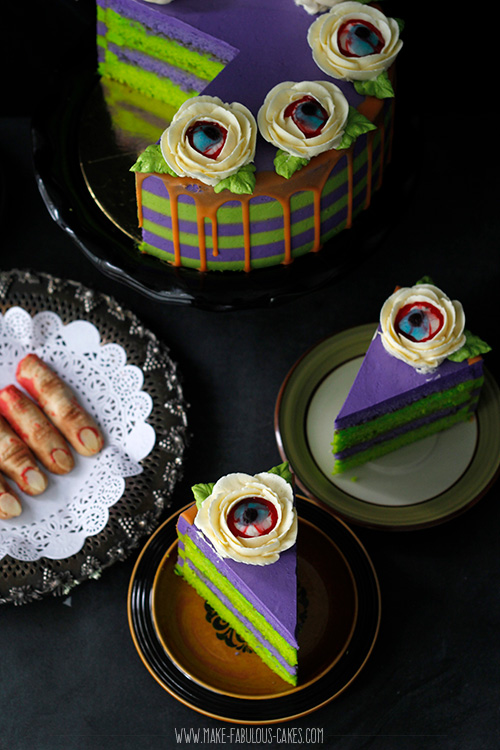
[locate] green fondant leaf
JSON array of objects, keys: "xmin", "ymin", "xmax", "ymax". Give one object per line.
[
  {"xmin": 192, "ymin": 482, "xmax": 215, "ymax": 509},
  {"xmin": 274, "ymin": 149, "xmax": 310, "ymax": 179},
  {"xmin": 448, "ymin": 331, "xmax": 492, "ymax": 362},
  {"xmin": 354, "ymin": 70, "xmax": 395, "ymax": 99},
  {"xmin": 267, "ymin": 461, "xmax": 294, "ymax": 487},
  {"xmin": 338, "ymin": 107, "xmax": 377, "ymax": 150},
  {"xmin": 213, "ymin": 164, "xmax": 256, "ymax": 195},
  {"xmin": 416, "ymin": 275, "xmax": 434, "ymax": 285},
  {"xmin": 130, "ymin": 144, "xmax": 177, "ymax": 176},
  {"xmin": 395, "ymin": 17, "xmax": 405, "ymax": 34}
]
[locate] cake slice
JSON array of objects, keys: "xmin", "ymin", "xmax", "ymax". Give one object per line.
[
  {"xmin": 175, "ymin": 464, "xmax": 298, "ymax": 686},
  {"xmin": 332, "ymin": 280, "xmax": 491, "ymax": 474}
]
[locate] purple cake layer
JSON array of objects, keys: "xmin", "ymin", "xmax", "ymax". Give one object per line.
[
  {"xmin": 98, "ymin": 0, "xmax": 239, "ymax": 61},
  {"xmin": 177, "ymin": 552, "xmax": 296, "ymax": 677},
  {"xmin": 335, "ymin": 397, "xmax": 479, "ymax": 460},
  {"xmin": 106, "ymin": 43, "xmax": 208, "ymax": 93},
  {"xmin": 336, "ymin": 329, "xmax": 484, "ymax": 430},
  {"xmin": 177, "ymin": 511, "xmax": 298, "ymax": 648}
]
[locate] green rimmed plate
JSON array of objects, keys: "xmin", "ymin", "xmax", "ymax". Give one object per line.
[{"xmin": 275, "ymin": 324, "xmax": 500, "ymax": 530}]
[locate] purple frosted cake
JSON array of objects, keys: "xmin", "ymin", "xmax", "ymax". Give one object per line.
[
  {"xmin": 175, "ymin": 465, "xmax": 298, "ymax": 685},
  {"xmin": 98, "ymin": 0, "xmax": 404, "ymax": 271},
  {"xmin": 332, "ymin": 280, "xmax": 491, "ymax": 474}
]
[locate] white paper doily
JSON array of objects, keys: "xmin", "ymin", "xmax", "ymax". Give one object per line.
[{"xmin": 0, "ymin": 306, "xmax": 155, "ymax": 562}]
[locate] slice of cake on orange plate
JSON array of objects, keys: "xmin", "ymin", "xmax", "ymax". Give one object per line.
[
  {"xmin": 332, "ymin": 278, "xmax": 491, "ymax": 474},
  {"xmin": 175, "ymin": 462, "xmax": 299, "ymax": 686}
]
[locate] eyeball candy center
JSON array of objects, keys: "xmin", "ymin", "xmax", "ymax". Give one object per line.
[
  {"xmin": 186, "ymin": 120, "xmax": 228, "ymax": 159},
  {"xmin": 337, "ymin": 20, "xmax": 385, "ymax": 58},
  {"xmin": 395, "ymin": 302, "xmax": 445, "ymax": 342},
  {"xmin": 226, "ymin": 497, "xmax": 279, "ymax": 538},
  {"xmin": 283, "ymin": 95, "xmax": 329, "ymax": 138}
]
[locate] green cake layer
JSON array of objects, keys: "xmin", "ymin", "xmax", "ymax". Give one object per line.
[
  {"xmin": 333, "ymin": 377, "xmax": 483, "ymax": 454},
  {"xmin": 176, "ymin": 549, "xmax": 296, "ymax": 686},
  {"xmin": 332, "ymin": 399, "xmax": 479, "ymax": 475},
  {"xmin": 97, "ymin": 5, "xmax": 227, "ymax": 108},
  {"xmin": 101, "ymin": 79, "xmax": 178, "ymax": 145},
  {"xmin": 177, "ymin": 531, "xmax": 297, "ymax": 682}
]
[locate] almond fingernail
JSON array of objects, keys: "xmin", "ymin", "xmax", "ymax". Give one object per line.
[
  {"xmin": 78, "ymin": 427, "xmax": 102, "ymax": 454},
  {"xmin": 0, "ymin": 492, "xmax": 22, "ymax": 519},
  {"xmin": 50, "ymin": 448, "xmax": 74, "ymax": 473},
  {"xmin": 23, "ymin": 468, "xmax": 48, "ymax": 495}
]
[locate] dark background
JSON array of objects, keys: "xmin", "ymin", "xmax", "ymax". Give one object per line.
[{"xmin": 1, "ymin": 2, "xmax": 499, "ymax": 748}]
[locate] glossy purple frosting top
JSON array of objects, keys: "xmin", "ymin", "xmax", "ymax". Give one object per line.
[
  {"xmin": 336, "ymin": 327, "xmax": 483, "ymax": 429},
  {"xmin": 101, "ymin": 0, "xmax": 364, "ymax": 116}
]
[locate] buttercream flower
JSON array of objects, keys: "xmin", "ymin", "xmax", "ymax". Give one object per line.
[
  {"xmin": 194, "ymin": 471, "xmax": 297, "ymax": 566},
  {"xmin": 160, "ymin": 96, "xmax": 257, "ymax": 187},
  {"xmin": 257, "ymin": 80, "xmax": 349, "ymax": 158},
  {"xmin": 307, "ymin": 1, "xmax": 403, "ymax": 82},
  {"xmin": 380, "ymin": 283, "xmax": 466, "ymax": 373},
  {"xmin": 295, "ymin": 0, "xmax": 345, "ymax": 15}
]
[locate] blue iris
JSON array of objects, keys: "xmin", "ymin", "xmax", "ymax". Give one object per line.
[
  {"xmin": 398, "ymin": 309, "xmax": 430, "ymax": 341},
  {"xmin": 234, "ymin": 501, "xmax": 269, "ymax": 528},
  {"xmin": 191, "ymin": 124, "xmax": 224, "ymax": 155},
  {"xmin": 294, "ymin": 101, "xmax": 327, "ymax": 134},
  {"xmin": 338, "ymin": 20, "xmax": 385, "ymax": 58},
  {"xmin": 347, "ymin": 24, "xmax": 383, "ymax": 56}
]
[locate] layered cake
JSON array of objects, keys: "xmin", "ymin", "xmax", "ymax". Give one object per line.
[
  {"xmin": 332, "ymin": 280, "xmax": 491, "ymax": 474},
  {"xmin": 175, "ymin": 464, "xmax": 299, "ymax": 685},
  {"xmin": 97, "ymin": 0, "xmax": 404, "ymax": 271}
]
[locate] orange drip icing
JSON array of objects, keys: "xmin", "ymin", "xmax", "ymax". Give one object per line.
[
  {"xmin": 211, "ymin": 216, "xmax": 219, "ymax": 257},
  {"xmin": 169, "ymin": 189, "xmax": 182, "ymax": 266},
  {"xmin": 241, "ymin": 199, "xmax": 252, "ymax": 272},
  {"xmin": 136, "ymin": 173, "xmax": 145, "ymax": 229},
  {"xmin": 281, "ymin": 198, "xmax": 292, "ymax": 264},
  {"xmin": 180, "ymin": 503, "xmax": 197, "ymax": 525},
  {"xmin": 135, "ymin": 75, "xmax": 393, "ymax": 271},
  {"xmin": 196, "ymin": 203, "xmax": 207, "ymax": 272}
]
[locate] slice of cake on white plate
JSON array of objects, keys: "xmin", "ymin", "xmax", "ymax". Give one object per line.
[{"xmin": 332, "ymin": 278, "xmax": 491, "ymax": 474}]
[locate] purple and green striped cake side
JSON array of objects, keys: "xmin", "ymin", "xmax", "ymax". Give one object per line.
[
  {"xmin": 176, "ymin": 512, "xmax": 298, "ymax": 650},
  {"xmin": 176, "ymin": 548, "xmax": 297, "ymax": 680},
  {"xmin": 334, "ymin": 393, "xmax": 481, "ymax": 461},
  {"xmin": 332, "ymin": 398, "xmax": 481, "ymax": 474},
  {"xmin": 137, "ymin": 101, "xmax": 393, "ymax": 271},
  {"xmin": 175, "ymin": 506, "xmax": 298, "ymax": 685}
]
